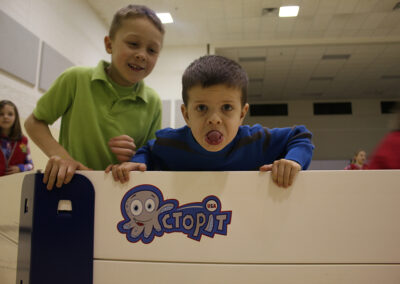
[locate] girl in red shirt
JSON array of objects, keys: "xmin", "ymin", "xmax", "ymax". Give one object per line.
[
  {"xmin": 0, "ymin": 100, "xmax": 33, "ymax": 176},
  {"xmin": 344, "ymin": 149, "xmax": 368, "ymax": 170}
]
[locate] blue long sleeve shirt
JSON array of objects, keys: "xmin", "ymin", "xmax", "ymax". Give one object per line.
[{"xmin": 131, "ymin": 124, "xmax": 314, "ymax": 171}]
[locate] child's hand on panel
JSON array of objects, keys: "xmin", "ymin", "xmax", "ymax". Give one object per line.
[
  {"xmin": 44, "ymin": 156, "xmax": 90, "ymax": 190},
  {"xmin": 260, "ymin": 159, "xmax": 301, "ymax": 188},
  {"xmin": 105, "ymin": 162, "xmax": 147, "ymax": 183}
]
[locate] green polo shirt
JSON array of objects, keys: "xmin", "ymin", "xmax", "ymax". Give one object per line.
[{"xmin": 33, "ymin": 60, "xmax": 162, "ymax": 170}]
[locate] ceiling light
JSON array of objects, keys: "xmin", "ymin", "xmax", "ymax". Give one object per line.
[
  {"xmin": 279, "ymin": 6, "xmax": 299, "ymax": 17},
  {"xmin": 156, "ymin": 12, "xmax": 173, "ymax": 24}
]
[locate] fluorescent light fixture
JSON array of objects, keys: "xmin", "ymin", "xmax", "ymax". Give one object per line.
[
  {"xmin": 156, "ymin": 12, "xmax": 173, "ymax": 24},
  {"xmin": 279, "ymin": 6, "xmax": 299, "ymax": 17}
]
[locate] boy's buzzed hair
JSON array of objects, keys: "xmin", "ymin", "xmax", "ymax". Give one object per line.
[
  {"xmin": 109, "ymin": 4, "xmax": 165, "ymax": 39},
  {"xmin": 182, "ymin": 55, "xmax": 248, "ymax": 106}
]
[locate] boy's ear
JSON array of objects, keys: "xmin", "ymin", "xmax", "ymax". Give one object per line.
[
  {"xmin": 104, "ymin": 36, "xmax": 112, "ymax": 54},
  {"xmin": 181, "ymin": 104, "xmax": 190, "ymax": 126},
  {"xmin": 240, "ymin": 103, "xmax": 249, "ymax": 121}
]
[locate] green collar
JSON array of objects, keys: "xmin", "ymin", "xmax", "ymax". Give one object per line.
[{"xmin": 91, "ymin": 60, "xmax": 148, "ymax": 103}]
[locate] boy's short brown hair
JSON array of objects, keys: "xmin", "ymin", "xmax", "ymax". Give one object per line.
[
  {"xmin": 109, "ymin": 4, "xmax": 165, "ymax": 39},
  {"xmin": 182, "ymin": 55, "xmax": 248, "ymax": 106}
]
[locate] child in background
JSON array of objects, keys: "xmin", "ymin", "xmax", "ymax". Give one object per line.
[
  {"xmin": 369, "ymin": 103, "xmax": 400, "ymax": 169},
  {"xmin": 106, "ymin": 55, "xmax": 314, "ymax": 188},
  {"xmin": 0, "ymin": 100, "xmax": 33, "ymax": 176},
  {"xmin": 24, "ymin": 5, "xmax": 164, "ymax": 189},
  {"xmin": 344, "ymin": 150, "xmax": 368, "ymax": 170}
]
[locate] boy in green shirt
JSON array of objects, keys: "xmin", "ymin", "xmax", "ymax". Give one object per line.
[{"xmin": 25, "ymin": 5, "xmax": 164, "ymax": 189}]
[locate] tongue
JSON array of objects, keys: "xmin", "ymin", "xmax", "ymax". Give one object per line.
[{"xmin": 206, "ymin": 131, "xmax": 223, "ymax": 145}]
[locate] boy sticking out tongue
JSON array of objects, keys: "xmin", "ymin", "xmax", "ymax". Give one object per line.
[{"xmin": 106, "ymin": 55, "xmax": 314, "ymax": 188}]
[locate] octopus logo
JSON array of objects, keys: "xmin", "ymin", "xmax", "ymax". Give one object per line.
[{"xmin": 118, "ymin": 184, "xmax": 232, "ymax": 244}]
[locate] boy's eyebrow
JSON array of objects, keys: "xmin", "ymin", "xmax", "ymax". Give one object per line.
[
  {"xmin": 191, "ymin": 98, "xmax": 237, "ymax": 103},
  {"xmin": 189, "ymin": 99, "xmax": 206, "ymax": 104}
]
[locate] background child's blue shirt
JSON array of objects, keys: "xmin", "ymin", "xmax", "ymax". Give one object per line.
[{"xmin": 131, "ymin": 124, "xmax": 314, "ymax": 171}]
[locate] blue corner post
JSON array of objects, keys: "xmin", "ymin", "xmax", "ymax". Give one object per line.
[{"xmin": 16, "ymin": 173, "xmax": 95, "ymax": 284}]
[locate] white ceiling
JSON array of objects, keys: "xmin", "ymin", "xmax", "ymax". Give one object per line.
[{"xmin": 86, "ymin": 0, "xmax": 400, "ymax": 102}]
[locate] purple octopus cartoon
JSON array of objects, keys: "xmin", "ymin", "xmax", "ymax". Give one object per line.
[{"xmin": 120, "ymin": 186, "xmax": 174, "ymax": 240}]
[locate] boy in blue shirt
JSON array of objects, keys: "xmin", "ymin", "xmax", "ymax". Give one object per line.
[{"xmin": 106, "ymin": 55, "xmax": 314, "ymax": 187}]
